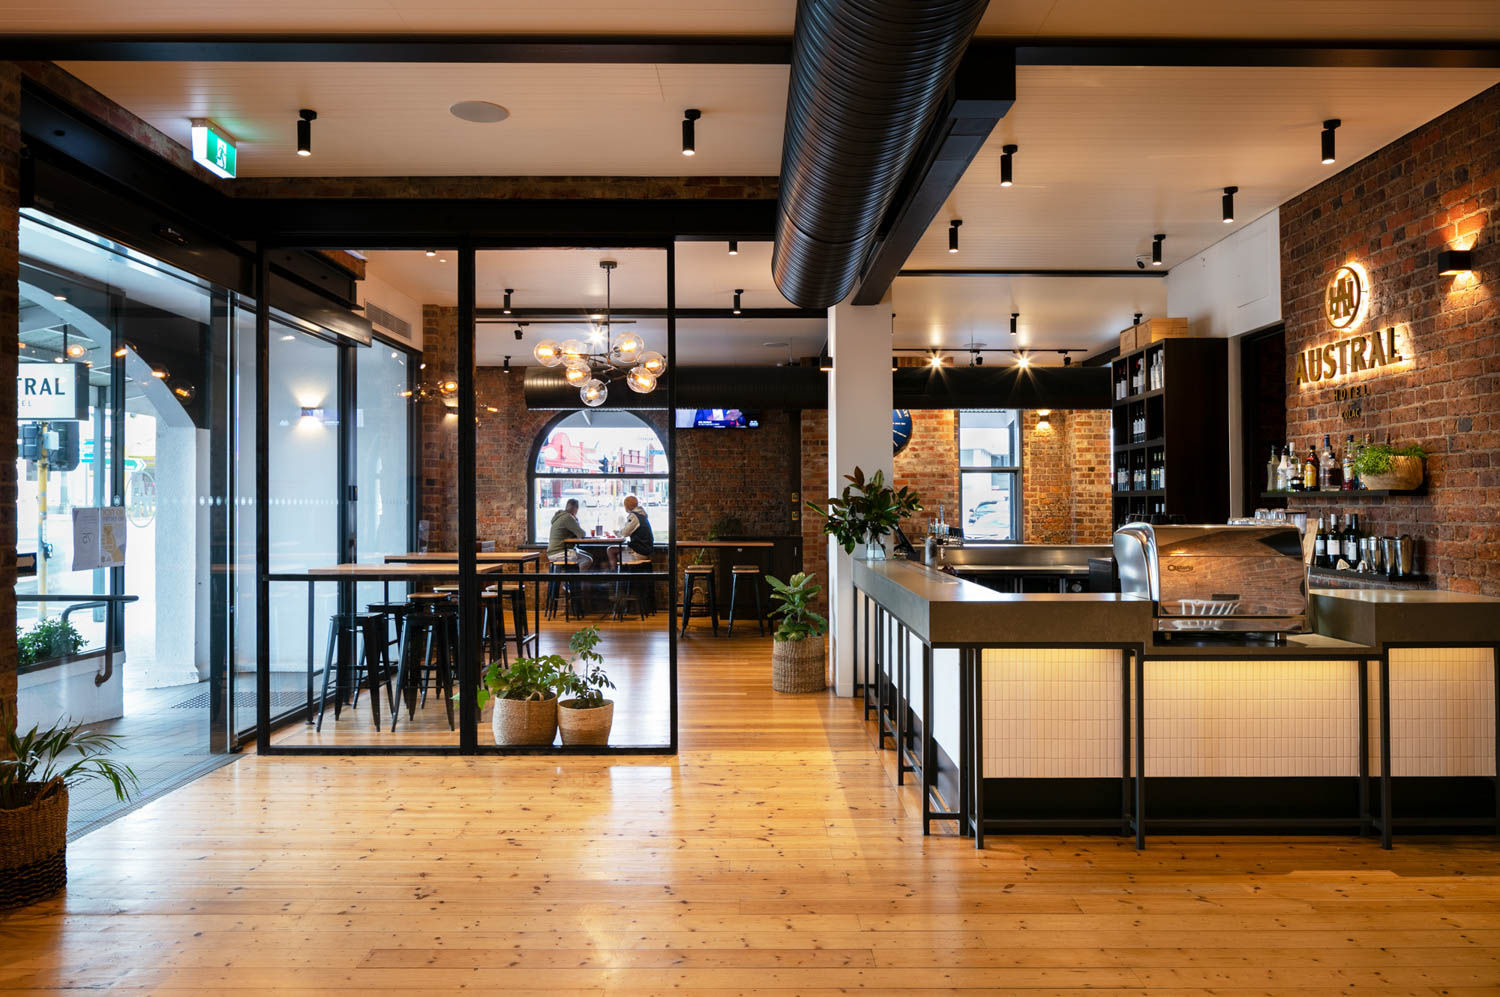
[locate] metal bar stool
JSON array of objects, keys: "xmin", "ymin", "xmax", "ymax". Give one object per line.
[
  {"xmin": 727, "ymin": 564, "xmax": 765, "ymax": 637},
  {"xmin": 500, "ymin": 580, "xmax": 538, "ymax": 658},
  {"xmin": 612, "ymin": 558, "xmax": 651, "ymax": 621},
  {"xmin": 435, "ymin": 583, "xmax": 507, "ymax": 666},
  {"xmin": 680, "ymin": 564, "xmax": 719, "ymax": 637},
  {"xmin": 546, "ymin": 562, "xmax": 582, "ymax": 621},
  {"xmin": 315, "ymin": 613, "xmax": 394, "ymax": 731},
  {"xmin": 390, "ymin": 592, "xmax": 457, "ymax": 732}
]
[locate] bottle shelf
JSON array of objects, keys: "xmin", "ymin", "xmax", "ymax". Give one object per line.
[
  {"xmin": 1260, "ymin": 487, "xmax": 1425, "ymax": 499},
  {"xmin": 1111, "ymin": 387, "xmax": 1165, "ymax": 406},
  {"xmin": 1113, "ymin": 437, "xmax": 1165, "ymax": 453},
  {"xmin": 1113, "ymin": 490, "xmax": 1165, "ymax": 498}
]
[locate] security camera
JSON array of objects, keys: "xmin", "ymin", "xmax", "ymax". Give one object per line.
[{"xmin": 1135, "ymin": 256, "xmax": 1147, "ymax": 270}]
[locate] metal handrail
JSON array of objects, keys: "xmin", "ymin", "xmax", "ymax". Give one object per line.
[{"xmin": 15, "ymin": 593, "xmax": 137, "ymax": 685}]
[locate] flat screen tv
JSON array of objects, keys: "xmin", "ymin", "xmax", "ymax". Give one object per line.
[{"xmin": 674, "ymin": 408, "xmax": 760, "ymax": 429}]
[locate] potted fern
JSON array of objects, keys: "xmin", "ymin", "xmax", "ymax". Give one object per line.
[
  {"xmin": 766, "ymin": 572, "xmax": 829, "ymax": 693},
  {"xmin": 1, "ymin": 706, "xmax": 137, "ymax": 908},
  {"xmin": 557, "ymin": 625, "xmax": 616, "ymax": 745},
  {"xmin": 1350, "ymin": 442, "xmax": 1428, "ymax": 491},
  {"xmin": 473, "ymin": 654, "xmax": 569, "ymax": 746},
  {"xmin": 808, "ymin": 466, "xmax": 922, "ymax": 561}
]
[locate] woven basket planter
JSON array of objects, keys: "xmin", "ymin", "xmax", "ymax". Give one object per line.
[
  {"xmin": 0, "ymin": 779, "xmax": 69, "ymax": 909},
  {"xmin": 772, "ymin": 637, "xmax": 826, "ymax": 693},
  {"xmin": 558, "ymin": 700, "xmax": 614, "ymax": 745},
  {"xmin": 490, "ymin": 694, "xmax": 558, "ymax": 746},
  {"xmin": 1361, "ymin": 456, "xmax": 1424, "ymax": 491}
]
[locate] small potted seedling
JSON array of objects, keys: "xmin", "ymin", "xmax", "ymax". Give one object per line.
[{"xmin": 557, "ymin": 625, "xmax": 616, "ymax": 745}]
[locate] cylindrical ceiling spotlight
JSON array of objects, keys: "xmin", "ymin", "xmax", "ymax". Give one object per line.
[
  {"xmin": 728, "ymin": 240, "xmax": 738, "ymax": 255},
  {"xmin": 503, "ymin": 288, "xmax": 513, "ymax": 314},
  {"xmin": 296, "ymin": 109, "xmax": 317, "ymax": 157},
  {"xmin": 948, "ymin": 218, "xmax": 962, "ymax": 254},
  {"xmin": 1321, "ymin": 118, "xmax": 1341, "ymax": 165},
  {"xmin": 732, "ymin": 288, "xmax": 743, "ymax": 315},
  {"xmin": 1009, "ymin": 312, "xmax": 1018, "ymax": 334},
  {"xmin": 682, "ymin": 108, "xmax": 701, "ymax": 157},
  {"xmin": 1222, "ymin": 186, "xmax": 1238, "ymax": 224},
  {"xmin": 1151, "ymin": 233, "xmax": 1165, "ymax": 266},
  {"xmin": 1000, "ymin": 144, "xmax": 1018, "ymax": 187}
]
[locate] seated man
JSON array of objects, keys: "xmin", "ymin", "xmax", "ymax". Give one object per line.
[
  {"xmin": 547, "ymin": 499, "xmax": 592, "ymax": 567},
  {"xmin": 618, "ymin": 494, "xmax": 654, "ymax": 566}
]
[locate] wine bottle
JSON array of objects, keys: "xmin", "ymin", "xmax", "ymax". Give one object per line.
[
  {"xmin": 1266, "ymin": 447, "xmax": 1278, "ymax": 493},
  {"xmin": 1342, "ymin": 434, "xmax": 1356, "ymax": 491},
  {"xmin": 1343, "ymin": 513, "xmax": 1361, "ymax": 566},
  {"xmin": 1313, "ymin": 515, "xmax": 1327, "ymax": 567}
]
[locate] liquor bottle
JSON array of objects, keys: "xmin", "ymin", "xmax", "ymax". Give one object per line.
[
  {"xmin": 1283, "ymin": 443, "xmax": 1299, "ymax": 491},
  {"xmin": 1320, "ymin": 434, "xmax": 1342, "ymax": 491},
  {"xmin": 1342, "ymin": 434, "xmax": 1356, "ymax": 491},
  {"xmin": 1303, "ymin": 443, "xmax": 1318, "ymax": 491},
  {"xmin": 1313, "ymin": 515, "xmax": 1327, "ymax": 567},
  {"xmin": 1343, "ymin": 513, "xmax": 1361, "ymax": 567},
  {"xmin": 1361, "ymin": 433, "xmax": 1373, "ymax": 489},
  {"xmin": 1266, "ymin": 447, "xmax": 1278, "ymax": 493}
]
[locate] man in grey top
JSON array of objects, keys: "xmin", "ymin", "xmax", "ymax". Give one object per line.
[{"xmin": 547, "ymin": 499, "xmax": 592, "ymax": 567}]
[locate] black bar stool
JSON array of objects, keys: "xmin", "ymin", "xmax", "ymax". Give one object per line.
[
  {"xmin": 365, "ymin": 600, "xmax": 410, "ymax": 701},
  {"xmin": 680, "ymin": 564, "xmax": 719, "ymax": 636},
  {"xmin": 613, "ymin": 559, "xmax": 652, "ymax": 621},
  {"xmin": 391, "ymin": 592, "xmax": 457, "ymax": 732},
  {"xmin": 727, "ymin": 564, "xmax": 765, "ymax": 637},
  {"xmin": 316, "ymin": 613, "xmax": 394, "ymax": 731},
  {"xmin": 546, "ymin": 562, "xmax": 582, "ymax": 620},
  {"xmin": 500, "ymin": 580, "xmax": 537, "ymax": 657}
]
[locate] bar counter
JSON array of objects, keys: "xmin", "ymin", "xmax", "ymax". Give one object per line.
[{"xmin": 852, "ymin": 559, "xmax": 1499, "ymax": 850}]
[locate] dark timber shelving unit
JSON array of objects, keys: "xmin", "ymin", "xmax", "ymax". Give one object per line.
[{"xmin": 1110, "ymin": 337, "xmax": 1228, "ymax": 529}]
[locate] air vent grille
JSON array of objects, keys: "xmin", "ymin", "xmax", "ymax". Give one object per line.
[{"xmin": 364, "ymin": 300, "xmax": 412, "ymax": 341}]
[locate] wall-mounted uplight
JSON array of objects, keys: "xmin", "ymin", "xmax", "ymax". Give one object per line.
[
  {"xmin": 1036, "ymin": 408, "xmax": 1051, "ymax": 429},
  {"xmin": 1437, "ymin": 248, "xmax": 1474, "ymax": 276},
  {"xmin": 300, "ymin": 406, "xmax": 325, "ymax": 420}
]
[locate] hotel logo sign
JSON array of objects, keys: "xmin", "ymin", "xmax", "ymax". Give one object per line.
[{"xmin": 1325, "ymin": 265, "xmax": 1363, "ymax": 329}]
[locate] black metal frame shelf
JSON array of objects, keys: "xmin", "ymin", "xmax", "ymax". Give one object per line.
[{"xmin": 1261, "ymin": 488, "xmax": 1426, "ymax": 499}]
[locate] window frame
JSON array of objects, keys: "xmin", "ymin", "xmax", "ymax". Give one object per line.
[
  {"xmin": 957, "ymin": 409, "xmax": 1023, "ymax": 542},
  {"xmin": 526, "ymin": 410, "xmax": 670, "ymax": 545}
]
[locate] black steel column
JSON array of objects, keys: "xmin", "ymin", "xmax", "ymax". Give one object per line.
[
  {"xmin": 457, "ymin": 246, "xmax": 479, "ymax": 754},
  {"xmin": 666, "ymin": 242, "xmax": 679, "ymax": 754},
  {"xmin": 1135, "ymin": 652, "xmax": 1145, "ymax": 850},
  {"xmin": 1358, "ymin": 658, "xmax": 1370, "ymax": 837},
  {"xmin": 254, "ymin": 245, "xmax": 272, "ymax": 753}
]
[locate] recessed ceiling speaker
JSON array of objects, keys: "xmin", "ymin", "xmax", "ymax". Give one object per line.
[{"xmin": 449, "ymin": 101, "xmax": 510, "ymax": 123}]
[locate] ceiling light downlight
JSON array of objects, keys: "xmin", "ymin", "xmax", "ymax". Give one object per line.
[
  {"xmin": 1222, "ymin": 185, "xmax": 1238, "ymax": 224},
  {"xmin": 1152, "ymin": 233, "xmax": 1165, "ymax": 266},
  {"xmin": 682, "ymin": 108, "xmax": 701, "ymax": 156},
  {"xmin": 1321, "ymin": 118, "xmax": 1340, "ymax": 165},
  {"xmin": 449, "ymin": 100, "xmax": 510, "ymax": 124},
  {"xmin": 948, "ymin": 218, "xmax": 962, "ymax": 254},
  {"xmin": 1000, "ymin": 144, "xmax": 1018, "ymax": 186},
  {"xmin": 296, "ymin": 108, "xmax": 317, "ymax": 157}
]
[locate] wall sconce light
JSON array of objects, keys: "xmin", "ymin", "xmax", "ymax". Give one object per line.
[
  {"xmin": 818, "ymin": 353, "xmax": 833, "ymax": 372},
  {"xmin": 1436, "ymin": 248, "xmax": 1474, "ymax": 275},
  {"xmin": 300, "ymin": 406, "xmax": 325, "ymax": 420},
  {"xmin": 1036, "ymin": 409, "xmax": 1051, "ymax": 429}
]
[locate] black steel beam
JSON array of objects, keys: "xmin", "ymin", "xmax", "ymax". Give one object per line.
[
  {"xmin": 477, "ymin": 307, "xmax": 822, "ymax": 321},
  {"xmin": 0, "ymin": 34, "xmax": 793, "ymax": 64},
  {"xmin": 899, "ymin": 268, "xmax": 1167, "ymax": 278},
  {"xmin": 5, "ymin": 34, "xmax": 1496, "ymax": 69},
  {"xmin": 851, "ymin": 46, "xmax": 1016, "ymax": 306}
]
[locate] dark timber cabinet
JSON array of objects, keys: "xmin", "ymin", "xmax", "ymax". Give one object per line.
[{"xmin": 1110, "ymin": 337, "xmax": 1228, "ymax": 529}]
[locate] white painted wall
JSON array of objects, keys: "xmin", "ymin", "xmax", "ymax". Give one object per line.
[{"xmin": 1166, "ymin": 207, "xmax": 1284, "ymax": 516}]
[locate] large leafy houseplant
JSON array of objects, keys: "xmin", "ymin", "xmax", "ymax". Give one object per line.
[
  {"xmin": 808, "ymin": 466, "xmax": 922, "ymax": 557},
  {"xmin": 766, "ymin": 572, "xmax": 828, "ymax": 643},
  {"xmin": 1, "ymin": 705, "xmax": 138, "ymax": 907},
  {"xmin": 557, "ymin": 625, "xmax": 616, "ymax": 745},
  {"xmin": 472, "ymin": 653, "xmax": 570, "ymax": 746}
]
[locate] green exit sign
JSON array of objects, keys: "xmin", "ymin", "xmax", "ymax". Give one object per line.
[{"xmin": 190, "ymin": 119, "xmax": 237, "ymax": 178}]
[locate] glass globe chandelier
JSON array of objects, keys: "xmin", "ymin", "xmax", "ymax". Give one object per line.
[{"xmin": 532, "ymin": 259, "xmax": 664, "ymax": 407}]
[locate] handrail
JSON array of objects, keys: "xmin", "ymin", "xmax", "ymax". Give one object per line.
[
  {"xmin": 15, "ymin": 593, "xmax": 140, "ymax": 602},
  {"xmin": 15, "ymin": 594, "xmax": 137, "ymax": 685}
]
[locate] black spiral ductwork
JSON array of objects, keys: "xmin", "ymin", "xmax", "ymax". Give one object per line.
[{"xmin": 772, "ymin": 0, "xmax": 990, "ymax": 308}]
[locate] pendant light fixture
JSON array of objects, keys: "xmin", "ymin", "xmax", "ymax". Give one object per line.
[
  {"xmin": 1000, "ymin": 144, "xmax": 1018, "ymax": 186},
  {"xmin": 1221, "ymin": 186, "xmax": 1238, "ymax": 224},
  {"xmin": 1151, "ymin": 233, "xmax": 1165, "ymax": 266},
  {"xmin": 728, "ymin": 240, "xmax": 738, "ymax": 255},
  {"xmin": 1321, "ymin": 118, "xmax": 1340, "ymax": 165},
  {"xmin": 531, "ymin": 260, "xmax": 663, "ymax": 405},
  {"xmin": 1009, "ymin": 312, "xmax": 1018, "ymax": 334},
  {"xmin": 503, "ymin": 288, "xmax": 513, "ymax": 314},
  {"xmin": 948, "ymin": 219, "xmax": 962, "ymax": 253},
  {"xmin": 297, "ymin": 109, "xmax": 317, "ymax": 157},
  {"xmin": 682, "ymin": 108, "xmax": 701, "ymax": 156},
  {"xmin": 733, "ymin": 288, "xmax": 743, "ymax": 315}
]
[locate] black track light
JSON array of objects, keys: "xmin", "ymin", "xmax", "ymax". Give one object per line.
[
  {"xmin": 513, "ymin": 326, "xmax": 523, "ymax": 341},
  {"xmin": 1151, "ymin": 233, "xmax": 1165, "ymax": 266},
  {"xmin": 728, "ymin": 240, "xmax": 738, "ymax": 255},
  {"xmin": 503, "ymin": 356, "xmax": 511, "ymax": 373},
  {"xmin": 1000, "ymin": 144, "xmax": 1018, "ymax": 187},
  {"xmin": 1133, "ymin": 312, "xmax": 1143, "ymax": 325},
  {"xmin": 682, "ymin": 108, "xmax": 701, "ymax": 157},
  {"xmin": 1222, "ymin": 185, "xmax": 1238, "ymax": 224},
  {"xmin": 1010, "ymin": 312, "xmax": 1018, "ymax": 334},
  {"xmin": 948, "ymin": 219, "xmax": 962, "ymax": 253},
  {"xmin": 1321, "ymin": 118, "xmax": 1340, "ymax": 165},
  {"xmin": 503, "ymin": 288, "xmax": 513, "ymax": 314},
  {"xmin": 974, "ymin": 352, "xmax": 984, "ymax": 367},
  {"xmin": 1062, "ymin": 353, "xmax": 1073, "ymax": 367},
  {"xmin": 732, "ymin": 288, "xmax": 743, "ymax": 315},
  {"xmin": 297, "ymin": 108, "xmax": 317, "ymax": 157}
]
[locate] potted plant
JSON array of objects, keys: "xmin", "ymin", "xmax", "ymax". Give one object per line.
[
  {"xmin": 807, "ymin": 466, "xmax": 922, "ymax": 560},
  {"xmin": 16, "ymin": 618, "xmax": 86, "ymax": 668},
  {"xmin": 766, "ymin": 572, "xmax": 829, "ymax": 693},
  {"xmin": 473, "ymin": 654, "xmax": 569, "ymax": 746},
  {"xmin": 1, "ymin": 705, "xmax": 137, "ymax": 908},
  {"xmin": 1351, "ymin": 442, "xmax": 1428, "ymax": 491},
  {"xmin": 557, "ymin": 625, "xmax": 616, "ymax": 745}
]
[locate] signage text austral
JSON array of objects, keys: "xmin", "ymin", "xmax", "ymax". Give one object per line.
[{"xmin": 1294, "ymin": 327, "xmax": 1404, "ymax": 386}]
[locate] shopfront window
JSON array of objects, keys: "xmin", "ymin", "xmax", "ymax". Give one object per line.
[
  {"xmin": 959, "ymin": 410, "xmax": 1021, "ymax": 541},
  {"xmin": 530, "ymin": 412, "xmax": 668, "ymax": 543}
]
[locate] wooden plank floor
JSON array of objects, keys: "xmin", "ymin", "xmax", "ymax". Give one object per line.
[{"xmin": 4, "ymin": 627, "xmax": 1500, "ymax": 994}]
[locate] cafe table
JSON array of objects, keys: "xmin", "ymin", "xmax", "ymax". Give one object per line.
[
  {"xmin": 383, "ymin": 551, "xmax": 543, "ymax": 651},
  {"xmin": 269, "ymin": 562, "xmax": 508, "ymax": 723}
]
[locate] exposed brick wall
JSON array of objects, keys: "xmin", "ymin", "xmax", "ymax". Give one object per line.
[
  {"xmin": 1022, "ymin": 410, "xmax": 1113, "ymax": 545},
  {"xmin": 800, "ymin": 410, "xmax": 829, "ymax": 613},
  {"xmin": 0, "ymin": 64, "xmax": 18, "ymax": 720},
  {"xmin": 419, "ymin": 306, "xmax": 461, "ymax": 551},
  {"xmin": 1069, "ymin": 410, "xmax": 1113, "ymax": 543},
  {"xmin": 895, "ymin": 409, "xmax": 958, "ymax": 537},
  {"xmin": 675, "ymin": 411, "xmax": 798, "ymax": 540},
  {"xmin": 1281, "ymin": 83, "xmax": 1498, "ymax": 595}
]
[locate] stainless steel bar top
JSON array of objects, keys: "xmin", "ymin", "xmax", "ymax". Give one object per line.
[{"xmin": 853, "ymin": 558, "xmax": 1152, "ymax": 647}]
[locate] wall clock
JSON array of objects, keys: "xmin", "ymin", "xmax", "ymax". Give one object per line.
[{"xmin": 892, "ymin": 409, "xmax": 913, "ymax": 456}]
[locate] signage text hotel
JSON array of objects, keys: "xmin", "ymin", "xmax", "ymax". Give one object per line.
[{"xmin": 1294, "ymin": 262, "xmax": 1405, "ymax": 387}]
